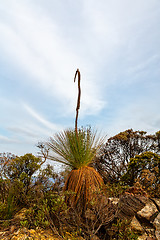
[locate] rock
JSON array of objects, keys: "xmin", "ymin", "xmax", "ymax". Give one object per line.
[
  {"xmin": 109, "ymin": 198, "xmax": 119, "ymax": 206},
  {"xmin": 153, "ymin": 213, "xmax": 160, "ymax": 239},
  {"xmin": 153, "ymin": 213, "xmax": 160, "ymax": 228},
  {"xmin": 152, "ymin": 199, "xmax": 160, "ymax": 211},
  {"xmin": 0, "ymin": 231, "xmax": 5, "ymax": 237},
  {"xmin": 155, "ymin": 230, "xmax": 160, "ymax": 240},
  {"xmin": 1, "ymin": 227, "xmax": 60, "ymax": 240},
  {"xmin": 137, "ymin": 199, "xmax": 158, "ymax": 221},
  {"xmin": 130, "ymin": 216, "xmax": 144, "ymax": 234},
  {"xmin": 147, "ymin": 228, "xmax": 156, "ymax": 236},
  {"xmin": 117, "ymin": 194, "xmax": 145, "ymax": 220},
  {"xmin": 138, "ymin": 233, "xmax": 149, "ymax": 240},
  {"xmin": 146, "ymin": 237, "xmax": 156, "ymax": 240}
]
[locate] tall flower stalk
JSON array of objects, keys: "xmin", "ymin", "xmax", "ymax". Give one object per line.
[
  {"xmin": 74, "ymin": 68, "xmax": 81, "ymax": 133},
  {"xmin": 47, "ymin": 69, "xmax": 105, "ymax": 209}
]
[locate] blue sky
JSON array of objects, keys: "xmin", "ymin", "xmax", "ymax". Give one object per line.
[{"xmin": 0, "ymin": 0, "xmax": 160, "ymax": 158}]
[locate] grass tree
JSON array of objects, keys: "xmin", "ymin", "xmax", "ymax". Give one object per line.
[{"xmin": 47, "ymin": 69, "xmax": 105, "ymax": 210}]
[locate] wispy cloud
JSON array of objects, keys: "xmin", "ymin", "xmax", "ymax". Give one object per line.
[
  {"xmin": 23, "ymin": 104, "xmax": 61, "ymax": 131},
  {"xmin": 0, "ymin": 135, "xmax": 19, "ymax": 144},
  {"xmin": 7, "ymin": 127, "xmax": 40, "ymax": 139},
  {"xmin": 0, "ymin": 0, "xmax": 159, "ymax": 156},
  {"xmin": 0, "ymin": 0, "xmax": 105, "ymax": 117}
]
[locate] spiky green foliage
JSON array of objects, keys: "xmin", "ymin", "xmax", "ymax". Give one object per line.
[
  {"xmin": 47, "ymin": 127, "xmax": 105, "ymax": 170},
  {"xmin": 47, "ymin": 127, "xmax": 106, "ymax": 209}
]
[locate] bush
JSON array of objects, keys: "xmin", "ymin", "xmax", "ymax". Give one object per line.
[
  {"xmin": 105, "ymin": 182, "xmax": 129, "ymax": 198},
  {"xmin": 122, "ymin": 151, "xmax": 160, "ymax": 197},
  {"xmin": 0, "ymin": 153, "xmax": 63, "ymax": 221},
  {"xmin": 109, "ymin": 219, "xmax": 138, "ymax": 240},
  {"xmin": 22, "ymin": 191, "xmax": 67, "ymax": 237},
  {"xmin": 95, "ymin": 129, "xmax": 160, "ymax": 183}
]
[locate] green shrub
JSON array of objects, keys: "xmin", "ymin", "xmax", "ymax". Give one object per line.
[
  {"xmin": 22, "ymin": 192, "xmax": 67, "ymax": 229},
  {"xmin": 110, "ymin": 219, "xmax": 138, "ymax": 240},
  {"xmin": 105, "ymin": 182, "xmax": 129, "ymax": 198},
  {"xmin": 122, "ymin": 151, "xmax": 160, "ymax": 197}
]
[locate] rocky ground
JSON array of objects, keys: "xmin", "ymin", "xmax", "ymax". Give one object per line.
[
  {"xmin": 132, "ymin": 198, "xmax": 160, "ymax": 240},
  {"xmin": 0, "ymin": 228, "xmax": 60, "ymax": 240},
  {"xmin": 0, "ymin": 198, "xmax": 160, "ymax": 240},
  {"xmin": 0, "ymin": 208, "xmax": 60, "ymax": 240},
  {"xmin": 110, "ymin": 197, "xmax": 160, "ymax": 240}
]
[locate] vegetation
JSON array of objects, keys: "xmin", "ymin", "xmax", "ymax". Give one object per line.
[
  {"xmin": 0, "ymin": 71, "xmax": 160, "ymax": 239},
  {"xmin": 122, "ymin": 151, "xmax": 160, "ymax": 197},
  {"xmin": 0, "ymin": 153, "xmax": 62, "ymax": 220},
  {"xmin": 95, "ymin": 129, "xmax": 160, "ymax": 184},
  {"xmin": 0, "ymin": 128, "xmax": 160, "ymax": 239},
  {"xmin": 47, "ymin": 127, "xmax": 105, "ymax": 212}
]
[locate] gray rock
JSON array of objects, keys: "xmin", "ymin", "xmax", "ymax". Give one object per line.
[
  {"xmin": 138, "ymin": 233, "xmax": 148, "ymax": 240},
  {"xmin": 130, "ymin": 216, "xmax": 144, "ymax": 234},
  {"xmin": 153, "ymin": 213, "xmax": 160, "ymax": 227},
  {"xmin": 138, "ymin": 234, "xmax": 156, "ymax": 240},
  {"xmin": 155, "ymin": 230, "xmax": 160, "ymax": 240},
  {"xmin": 117, "ymin": 194, "xmax": 145, "ymax": 220},
  {"xmin": 137, "ymin": 199, "xmax": 158, "ymax": 221},
  {"xmin": 152, "ymin": 199, "xmax": 160, "ymax": 211},
  {"xmin": 146, "ymin": 237, "xmax": 156, "ymax": 240},
  {"xmin": 109, "ymin": 197, "xmax": 119, "ymax": 206}
]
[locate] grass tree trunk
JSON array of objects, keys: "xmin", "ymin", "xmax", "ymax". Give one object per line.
[{"xmin": 64, "ymin": 166, "xmax": 104, "ymax": 211}]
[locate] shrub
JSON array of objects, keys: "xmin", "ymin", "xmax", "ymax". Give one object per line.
[{"xmin": 122, "ymin": 151, "xmax": 160, "ymax": 197}]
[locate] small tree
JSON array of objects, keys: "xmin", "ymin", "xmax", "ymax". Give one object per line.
[
  {"xmin": 95, "ymin": 129, "xmax": 160, "ymax": 183},
  {"xmin": 122, "ymin": 151, "xmax": 160, "ymax": 197},
  {"xmin": 0, "ymin": 153, "xmax": 17, "ymax": 204},
  {"xmin": 5, "ymin": 154, "xmax": 42, "ymax": 193}
]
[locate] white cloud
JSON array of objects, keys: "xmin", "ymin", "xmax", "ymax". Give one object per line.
[
  {"xmin": 0, "ymin": 0, "xmax": 105, "ymax": 117},
  {"xmin": 0, "ymin": 0, "xmax": 159, "ymax": 157}
]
